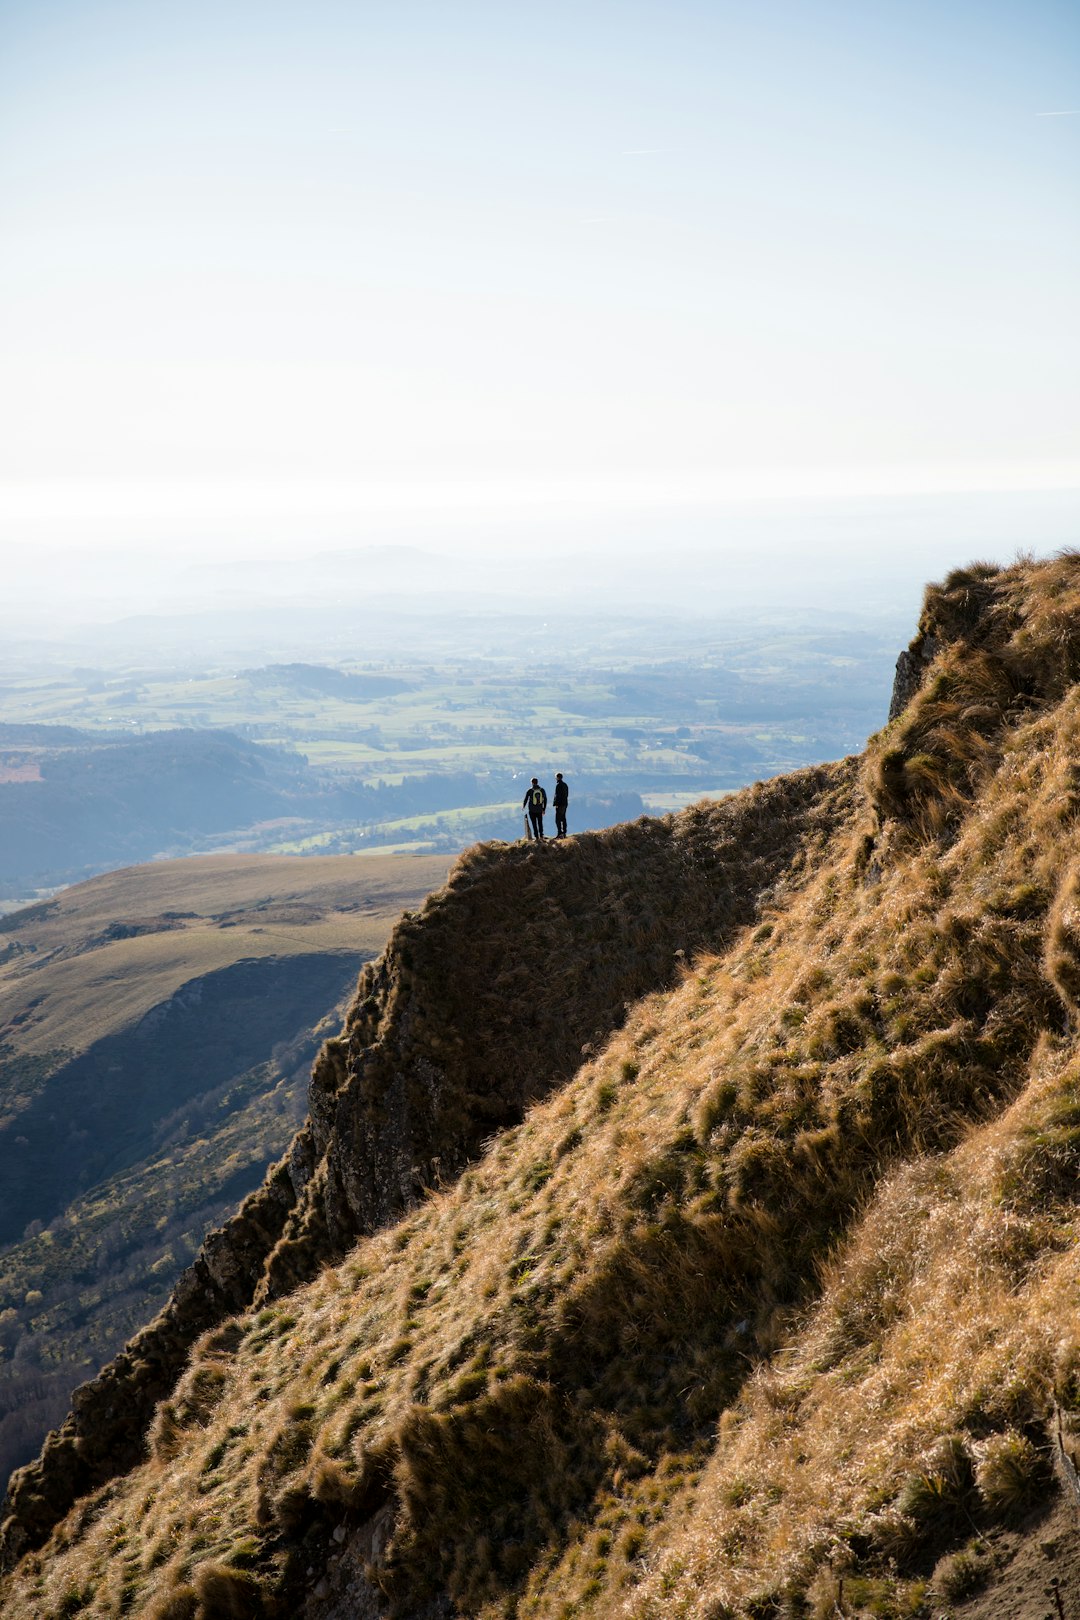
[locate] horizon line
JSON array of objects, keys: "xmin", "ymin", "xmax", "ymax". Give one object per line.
[{"xmin": 2, "ymin": 463, "xmax": 1079, "ymax": 529}]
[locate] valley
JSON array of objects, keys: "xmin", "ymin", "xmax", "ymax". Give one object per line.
[{"xmin": 0, "ymin": 609, "xmax": 902, "ymax": 902}]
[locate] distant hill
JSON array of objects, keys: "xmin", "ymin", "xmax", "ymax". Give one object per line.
[
  {"xmin": 243, "ymin": 663, "xmax": 413, "ymax": 701},
  {"xmin": 0, "ymin": 728, "xmax": 313, "ymax": 894},
  {"xmin": 0, "ymin": 722, "xmax": 642, "ymax": 899},
  {"xmin": 0, "ymin": 851, "xmax": 449, "ymax": 1496}
]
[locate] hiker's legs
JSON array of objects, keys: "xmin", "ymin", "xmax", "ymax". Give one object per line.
[
  {"xmin": 530, "ymin": 811, "xmax": 544, "ymax": 840},
  {"xmin": 555, "ymin": 808, "xmax": 567, "ymax": 837}
]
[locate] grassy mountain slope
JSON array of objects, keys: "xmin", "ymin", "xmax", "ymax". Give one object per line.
[
  {"xmin": 0, "ymin": 763, "xmax": 851, "ymax": 1568},
  {"xmin": 4, "ymin": 555, "xmax": 1080, "ymax": 1618},
  {"xmin": 0, "ymin": 853, "xmax": 449, "ymax": 1500}
]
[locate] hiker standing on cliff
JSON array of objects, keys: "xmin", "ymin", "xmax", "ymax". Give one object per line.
[
  {"xmin": 553, "ymin": 772, "xmax": 569, "ymax": 838},
  {"xmin": 523, "ymin": 777, "xmax": 547, "ymax": 841}
]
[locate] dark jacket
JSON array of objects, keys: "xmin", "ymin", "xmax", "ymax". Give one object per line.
[
  {"xmin": 553, "ymin": 778, "xmax": 568, "ymax": 808},
  {"xmin": 523, "ymin": 784, "xmax": 548, "ymax": 813}
]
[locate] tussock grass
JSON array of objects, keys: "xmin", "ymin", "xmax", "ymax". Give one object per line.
[{"xmin": 6, "ymin": 554, "xmax": 1080, "ymax": 1617}]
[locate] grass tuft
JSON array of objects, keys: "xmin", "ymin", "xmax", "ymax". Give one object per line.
[{"xmin": 974, "ymin": 1430, "xmax": 1047, "ymax": 1519}]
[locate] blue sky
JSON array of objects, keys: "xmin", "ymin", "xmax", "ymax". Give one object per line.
[{"xmin": 0, "ymin": 0, "xmax": 1077, "ymax": 564}]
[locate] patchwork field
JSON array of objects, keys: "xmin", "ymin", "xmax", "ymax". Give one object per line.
[{"xmin": 0, "ymin": 620, "xmax": 901, "ymax": 896}]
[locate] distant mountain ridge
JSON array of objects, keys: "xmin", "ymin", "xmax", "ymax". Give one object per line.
[
  {"xmin": 0, "ymin": 718, "xmax": 647, "ymax": 900},
  {"xmin": 242, "ymin": 664, "xmax": 413, "ymax": 702},
  {"xmin": 0, "ymin": 728, "xmax": 310, "ymax": 894},
  {"xmin": 6, "ymin": 556, "xmax": 1080, "ymax": 1616}
]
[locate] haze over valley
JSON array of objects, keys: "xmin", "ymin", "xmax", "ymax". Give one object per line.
[{"xmin": 0, "ymin": 543, "xmax": 922, "ymax": 907}]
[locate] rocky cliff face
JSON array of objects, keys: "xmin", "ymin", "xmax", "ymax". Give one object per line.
[
  {"xmin": 260, "ymin": 771, "xmax": 855, "ymax": 1295},
  {"xmin": 0, "ymin": 761, "xmax": 854, "ymax": 1567}
]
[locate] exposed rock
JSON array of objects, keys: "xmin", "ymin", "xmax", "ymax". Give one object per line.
[{"xmin": 889, "ymin": 637, "xmax": 937, "ymax": 720}]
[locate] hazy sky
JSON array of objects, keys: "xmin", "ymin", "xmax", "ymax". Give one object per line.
[{"xmin": 1, "ymin": 0, "xmax": 1077, "ymax": 562}]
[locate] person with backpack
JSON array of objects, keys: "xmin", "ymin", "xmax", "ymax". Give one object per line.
[
  {"xmin": 523, "ymin": 777, "xmax": 547, "ymax": 840},
  {"xmin": 553, "ymin": 772, "xmax": 569, "ymax": 838}
]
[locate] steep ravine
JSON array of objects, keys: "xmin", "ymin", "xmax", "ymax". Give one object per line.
[{"xmin": 0, "ymin": 762, "xmax": 855, "ymax": 1565}]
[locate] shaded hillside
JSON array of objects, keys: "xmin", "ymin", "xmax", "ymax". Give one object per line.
[
  {"xmin": 5, "ymin": 555, "xmax": 1080, "ymax": 1618},
  {"xmin": 0, "ymin": 955, "xmax": 354, "ymax": 1247},
  {"xmin": 0, "ymin": 853, "xmax": 449, "ymax": 1500},
  {"xmin": 0, "ymin": 852, "xmax": 451, "ymax": 1058},
  {"xmin": 243, "ymin": 664, "xmax": 412, "ymax": 702},
  {"xmin": 0, "ymin": 724, "xmax": 483, "ymax": 896},
  {"xmin": 0, "ymin": 729, "xmax": 311, "ymax": 892}
]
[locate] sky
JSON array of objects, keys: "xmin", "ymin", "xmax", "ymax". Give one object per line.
[{"xmin": 0, "ymin": 0, "xmax": 1077, "ymax": 578}]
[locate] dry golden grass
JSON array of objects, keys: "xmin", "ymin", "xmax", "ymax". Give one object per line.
[
  {"xmin": 6, "ymin": 554, "xmax": 1080, "ymax": 1618},
  {"xmin": 618, "ymin": 1052, "xmax": 1080, "ymax": 1617}
]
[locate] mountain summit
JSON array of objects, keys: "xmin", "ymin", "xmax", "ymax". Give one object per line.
[{"xmin": 5, "ymin": 553, "xmax": 1080, "ymax": 1618}]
